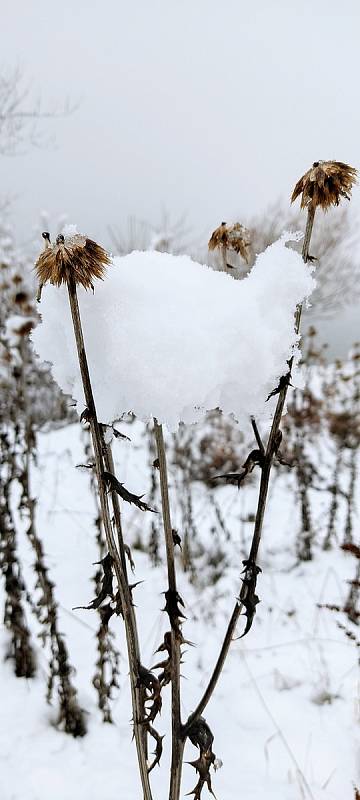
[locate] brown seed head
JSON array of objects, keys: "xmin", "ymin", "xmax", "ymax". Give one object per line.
[
  {"xmin": 208, "ymin": 221, "xmax": 251, "ymax": 263},
  {"xmin": 35, "ymin": 232, "xmax": 111, "ymax": 290},
  {"xmin": 291, "ymin": 160, "xmax": 357, "ymax": 211}
]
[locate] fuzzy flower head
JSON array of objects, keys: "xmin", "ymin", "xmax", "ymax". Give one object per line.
[
  {"xmin": 208, "ymin": 222, "xmax": 251, "ymax": 264},
  {"xmin": 35, "ymin": 231, "xmax": 110, "ymax": 290},
  {"xmin": 291, "ymin": 160, "xmax": 357, "ymax": 211}
]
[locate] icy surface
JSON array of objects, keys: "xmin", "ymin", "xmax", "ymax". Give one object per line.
[{"xmin": 32, "ymin": 235, "xmax": 315, "ymax": 429}]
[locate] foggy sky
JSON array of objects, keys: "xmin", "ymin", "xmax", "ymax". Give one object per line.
[{"xmin": 2, "ymin": 0, "xmax": 360, "ymax": 353}]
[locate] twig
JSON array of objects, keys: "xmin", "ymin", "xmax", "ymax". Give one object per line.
[
  {"xmin": 153, "ymin": 419, "xmax": 184, "ymax": 800},
  {"xmin": 240, "ymin": 651, "xmax": 316, "ymax": 800}
]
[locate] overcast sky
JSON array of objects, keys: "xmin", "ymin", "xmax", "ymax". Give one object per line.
[{"xmin": 2, "ymin": 0, "xmax": 360, "ymax": 352}]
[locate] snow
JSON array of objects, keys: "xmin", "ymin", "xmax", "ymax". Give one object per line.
[
  {"xmin": 62, "ymin": 223, "xmax": 79, "ymax": 238},
  {"xmin": 1, "ymin": 423, "xmax": 358, "ymax": 800},
  {"xmin": 5, "ymin": 313, "xmax": 36, "ymax": 345},
  {"xmin": 31, "ymin": 234, "xmax": 315, "ymax": 430}
]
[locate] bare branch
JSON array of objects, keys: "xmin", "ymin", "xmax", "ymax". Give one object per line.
[{"xmin": 0, "ymin": 67, "xmax": 77, "ymax": 155}]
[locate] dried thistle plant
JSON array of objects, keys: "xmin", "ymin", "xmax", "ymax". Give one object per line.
[
  {"xmin": 82, "ymin": 431, "xmax": 121, "ymax": 723},
  {"xmin": 35, "ymin": 231, "xmax": 154, "ymax": 799},
  {"xmin": 35, "ymin": 231, "xmax": 110, "ymax": 293},
  {"xmin": 0, "ymin": 437, "xmax": 36, "ymax": 679},
  {"xmin": 208, "ymin": 221, "xmax": 251, "ymax": 270},
  {"xmin": 179, "ymin": 160, "xmax": 357, "ymax": 799},
  {"xmin": 291, "ymin": 160, "xmax": 357, "ymax": 211}
]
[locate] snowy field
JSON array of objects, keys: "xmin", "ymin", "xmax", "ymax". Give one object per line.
[{"xmin": 1, "ymin": 422, "xmax": 358, "ymax": 800}]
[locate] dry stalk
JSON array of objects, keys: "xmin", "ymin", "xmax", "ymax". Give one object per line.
[
  {"xmin": 153, "ymin": 420, "xmax": 184, "ymax": 800},
  {"xmin": 183, "ymin": 160, "xmax": 357, "ymax": 739},
  {"xmin": 0, "ymin": 435, "xmax": 36, "ymax": 678},
  {"xmin": 65, "ymin": 273, "xmax": 153, "ymax": 800},
  {"xmin": 83, "ymin": 432, "xmax": 121, "ymax": 724},
  {"xmin": 182, "ymin": 208, "xmax": 315, "ymax": 736},
  {"xmin": 100, "ymin": 433, "xmax": 148, "ymax": 756}
]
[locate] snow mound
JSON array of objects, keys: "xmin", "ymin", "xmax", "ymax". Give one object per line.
[{"xmin": 31, "ymin": 234, "xmax": 315, "ymax": 429}]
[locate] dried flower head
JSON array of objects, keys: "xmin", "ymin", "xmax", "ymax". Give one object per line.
[
  {"xmin": 291, "ymin": 160, "xmax": 357, "ymax": 210},
  {"xmin": 35, "ymin": 231, "xmax": 111, "ymax": 290},
  {"xmin": 208, "ymin": 221, "xmax": 251, "ymax": 264}
]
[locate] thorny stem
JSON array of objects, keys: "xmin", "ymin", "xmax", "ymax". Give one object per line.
[
  {"xmin": 153, "ymin": 420, "xmax": 183, "ymax": 800},
  {"xmin": 0, "ymin": 436, "xmax": 35, "ymax": 679},
  {"xmin": 251, "ymin": 416, "xmax": 265, "ymax": 454},
  {"xmin": 101, "ymin": 439, "xmax": 128, "ymax": 578},
  {"xmin": 183, "ymin": 205, "xmax": 316, "ymax": 734},
  {"xmin": 101, "ymin": 435, "xmax": 148, "ymax": 758},
  {"xmin": 66, "ymin": 276, "xmax": 153, "ymax": 800}
]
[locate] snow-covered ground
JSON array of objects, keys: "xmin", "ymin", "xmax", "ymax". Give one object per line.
[{"xmin": 1, "ymin": 423, "xmax": 358, "ymax": 800}]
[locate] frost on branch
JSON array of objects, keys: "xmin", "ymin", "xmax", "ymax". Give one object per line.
[{"xmin": 32, "ymin": 235, "xmax": 315, "ymax": 430}]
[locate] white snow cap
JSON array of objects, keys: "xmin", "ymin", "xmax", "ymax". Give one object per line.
[
  {"xmin": 31, "ymin": 234, "xmax": 315, "ymax": 430},
  {"xmin": 62, "ymin": 223, "xmax": 79, "ymax": 238}
]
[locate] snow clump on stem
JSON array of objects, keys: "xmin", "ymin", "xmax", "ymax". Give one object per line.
[{"xmin": 32, "ymin": 233, "xmax": 315, "ymax": 431}]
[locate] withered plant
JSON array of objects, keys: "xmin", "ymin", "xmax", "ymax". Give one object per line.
[
  {"xmin": 208, "ymin": 220, "xmax": 251, "ymax": 274},
  {"xmin": 282, "ymin": 328, "xmax": 325, "ymax": 561},
  {"xmin": 82, "ymin": 429, "xmax": 121, "ymax": 723},
  {"xmin": 33, "ymin": 158, "xmax": 357, "ymax": 798},
  {"xmin": 182, "ymin": 158, "xmax": 357, "ymax": 798},
  {"xmin": 291, "ymin": 161, "xmax": 357, "ymax": 211},
  {"xmin": 319, "ymin": 542, "xmax": 360, "ymax": 661},
  {"xmin": 22, "ymin": 493, "xmax": 87, "ymax": 737},
  {"xmin": 36, "ymin": 231, "xmax": 156, "ymax": 800},
  {"xmin": 321, "ymin": 349, "xmax": 360, "ymax": 550},
  {"xmin": 0, "ymin": 228, "xmax": 84, "ymax": 733},
  {"xmin": 14, "ymin": 349, "xmax": 86, "ymax": 737},
  {"xmin": 0, "ymin": 431, "xmax": 36, "ymax": 678}
]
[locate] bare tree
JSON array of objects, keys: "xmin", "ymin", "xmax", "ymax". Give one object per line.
[
  {"xmin": 0, "ymin": 67, "xmax": 74, "ymax": 155},
  {"xmin": 108, "ymin": 211, "xmax": 198, "ymax": 257}
]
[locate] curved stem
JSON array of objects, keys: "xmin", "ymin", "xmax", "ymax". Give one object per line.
[{"xmin": 183, "ymin": 206, "xmax": 316, "ymax": 734}]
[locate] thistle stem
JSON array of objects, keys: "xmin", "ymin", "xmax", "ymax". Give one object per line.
[
  {"xmin": 66, "ymin": 276, "xmax": 153, "ymax": 800},
  {"xmin": 221, "ymin": 245, "xmax": 227, "ymax": 272},
  {"xmin": 153, "ymin": 419, "xmax": 183, "ymax": 800},
  {"xmin": 183, "ymin": 205, "xmax": 316, "ymax": 734},
  {"xmin": 101, "ymin": 437, "xmax": 127, "ymax": 576},
  {"xmin": 101, "ymin": 435, "xmax": 148, "ymax": 759}
]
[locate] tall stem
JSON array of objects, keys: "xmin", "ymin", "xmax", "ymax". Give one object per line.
[
  {"xmin": 66, "ymin": 276, "xmax": 153, "ymax": 800},
  {"xmin": 221, "ymin": 245, "xmax": 227, "ymax": 272},
  {"xmin": 102, "ymin": 436, "xmax": 148, "ymax": 758},
  {"xmin": 153, "ymin": 420, "xmax": 183, "ymax": 800},
  {"xmin": 183, "ymin": 205, "xmax": 316, "ymax": 734}
]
